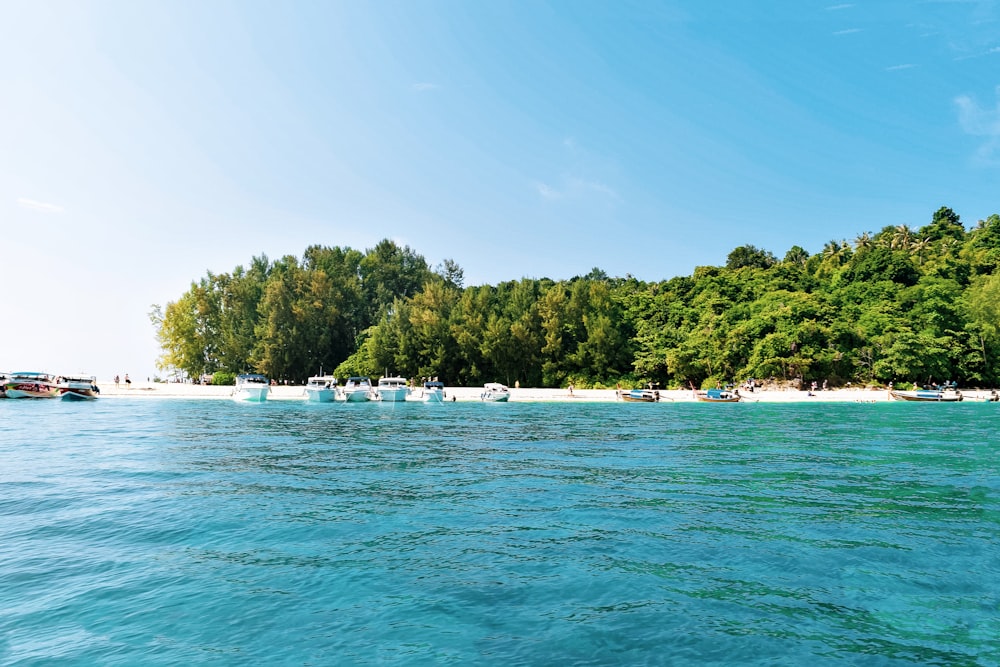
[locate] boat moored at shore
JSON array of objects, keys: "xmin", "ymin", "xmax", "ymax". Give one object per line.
[
  {"xmin": 341, "ymin": 377, "xmax": 374, "ymax": 402},
  {"xmin": 694, "ymin": 388, "xmax": 742, "ymax": 403},
  {"xmin": 303, "ymin": 375, "xmax": 337, "ymax": 402},
  {"xmin": 420, "ymin": 380, "xmax": 446, "ymax": 403},
  {"xmin": 376, "ymin": 376, "xmax": 410, "ymax": 402},
  {"xmin": 232, "ymin": 374, "xmax": 270, "ymax": 402},
  {"xmin": 889, "ymin": 383, "xmax": 964, "ymax": 402},
  {"xmin": 4, "ymin": 372, "xmax": 61, "ymax": 399},
  {"xmin": 480, "ymin": 382, "xmax": 510, "ymax": 402},
  {"xmin": 59, "ymin": 375, "xmax": 101, "ymax": 400},
  {"xmin": 617, "ymin": 388, "xmax": 660, "ymax": 402}
]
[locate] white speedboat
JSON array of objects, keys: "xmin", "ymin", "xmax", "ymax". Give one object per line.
[
  {"xmin": 303, "ymin": 375, "xmax": 337, "ymax": 402},
  {"xmin": 480, "ymin": 382, "xmax": 510, "ymax": 402},
  {"xmin": 59, "ymin": 375, "xmax": 101, "ymax": 400},
  {"xmin": 232, "ymin": 374, "xmax": 270, "ymax": 402},
  {"xmin": 4, "ymin": 371, "xmax": 60, "ymax": 398},
  {"xmin": 421, "ymin": 380, "xmax": 446, "ymax": 403},
  {"xmin": 377, "ymin": 375, "xmax": 410, "ymax": 402},
  {"xmin": 341, "ymin": 376, "xmax": 373, "ymax": 402}
]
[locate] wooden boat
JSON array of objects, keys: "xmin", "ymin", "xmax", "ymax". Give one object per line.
[
  {"xmin": 303, "ymin": 375, "xmax": 337, "ymax": 402},
  {"xmin": 376, "ymin": 376, "xmax": 410, "ymax": 402},
  {"xmin": 889, "ymin": 386, "xmax": 963, "ymax": 402},
  {"xmin": 4, "ymin": 371, "xmax": 61, "ymax": 398},
  {"xmin": 232, "ymin": 374, "xmax": 270, "ymax": 402},
  {"xmin": 59, "ymin": 375, "xmax": 101, "ymax": 400},
  {"xmin": 618, "ymin": 388, "xmax": 660, "ymax": 402},
  {"xmin": 480, "ymin": 382, "xmax": 510, "ymax": 402},
  {"xmin": 694, "ymin": 388, "xmax": 742, "ymax": 403}
]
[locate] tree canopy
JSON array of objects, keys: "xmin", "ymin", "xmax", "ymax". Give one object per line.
[{"xmin": 152, "ymin": 209, "xmax": 1000, "ymax": 388}]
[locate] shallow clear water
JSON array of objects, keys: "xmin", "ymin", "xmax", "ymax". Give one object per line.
[{"xmin": 1, "ymin": 399, "xmax": 998, "ymax": 665}]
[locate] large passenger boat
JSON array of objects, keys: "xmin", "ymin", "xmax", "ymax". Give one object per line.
[{"xmin": 4, "ymin": 372, "xmax": 61, "ymax": 398}]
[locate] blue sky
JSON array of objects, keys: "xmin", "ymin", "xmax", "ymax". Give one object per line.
[{"xmin": 2, "ymin": 0, "xmax": 998, "ymax": 382}]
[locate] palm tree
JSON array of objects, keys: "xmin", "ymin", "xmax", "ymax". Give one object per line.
[
  {"xmin": 911, "ymin": 237, "xmax": 930, "ymax": 265},
  {"xmin": 891, "ymin": 225, "xmax": 913, "ymax": 251},
  {"xmin": 854, "ymin": 231, "xmax": 873, "ymax": 250}
]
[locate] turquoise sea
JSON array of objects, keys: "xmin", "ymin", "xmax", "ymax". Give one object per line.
[{"xmin": 1, "ymin": 399, "xmax": 998, "ymax": 666}]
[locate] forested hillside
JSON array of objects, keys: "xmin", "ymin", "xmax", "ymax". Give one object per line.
[{"xmin": 152, "ymin": 207, "xmax": 1000, "ymax": 388}]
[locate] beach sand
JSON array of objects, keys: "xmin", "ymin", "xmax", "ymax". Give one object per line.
[{"xmin": 93, "ymin": 381, "xmax": 1000, "ymax": 403}]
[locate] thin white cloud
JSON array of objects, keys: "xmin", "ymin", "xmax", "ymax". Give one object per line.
[
  {"xmin": 569, "ymin": 178, "xmax": 620, "ymax": 201},
  {"xmin": 535, "ymin": 182, "xmax": 561, "ymax": 199},
  {"xmin": 955, "ymin": 86, "xmax": 1000, "ymax": 165},
  {"xmin": 17, "ymin": 198, "xmax": 64, "ymax": 213},
  {"xmin": 535, "ymin": 178, "xmax": 620, "ymax": 202},
  {"xmin": 886, "ymin": 63, "xmax": 916, "ymax": 71},
  {"xmin": 833, "ymin": 28, "xmax": 863, "ymax": 35},
  {"xmin": 411, "ymin": 82, "xmax": 441, "ymax": 92},
  {"xmin": 826, "ymin": 4, "xmax": 854, "ymax": 10}
]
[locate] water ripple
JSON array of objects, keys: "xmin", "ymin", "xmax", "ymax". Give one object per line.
[{"xmin": 1, "ymin": 400, "xmax": 997, "ymax": 664}]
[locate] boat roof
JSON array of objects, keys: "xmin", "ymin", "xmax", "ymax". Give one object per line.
[
  {"xmin": 346, "ymin": 376, "xmax": 371, "ymax": 382},
  {"xmin": 11, "ymin": 371, "xmax": 55, "ymax": 378},
  {"xmin": 484, "ymin": 382, "xmax": 508, "ymax": 390},
  {"xmin": 378, "ymin": 376, "xmax": 407, "ymax": 384},
  {"xmin": 237, "ymin": 374, "xmax": 268, "ymax": 381}
]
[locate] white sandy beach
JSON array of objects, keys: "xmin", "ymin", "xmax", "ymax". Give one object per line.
[{"xmin": 93, "ymin": 381, "xmax": 1000, "ymax": 403}]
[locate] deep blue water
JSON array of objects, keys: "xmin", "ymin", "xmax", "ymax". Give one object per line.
[{"xmin": 1, "ymin": 399, "xmax": 998, "ymax": 666}]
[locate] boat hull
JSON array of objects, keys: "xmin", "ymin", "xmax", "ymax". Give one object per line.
[
  {"xmin": 618, "ymin": 389, "xmax": 660, "ymax": 402},
  {"xmin": 694, "ymin": 390, "xmax": 741, "ymax": 403},
  {"xmin": 61, "ymin": 388, "xmax": 99, "ymax": 400},
  {"xmin": 480, "ymin": 383, "xmax": 510, "ymax": 402},
  {"xmin": 233, "ymin": 387, "xmax": 268, "ymax": 402},
  {"xmin": 378, "ymin": 387, "xmax": 409, "ymax": 402},
  {"xmin": 305, "ymin": 387, "xmax": 335, "ymax": 402},
  {"xmin": 343, "ymin": 389, "xmax": 372, "ymax": 402},
  {"xmin": 4, "ymin": 382, "xmax": 60, "ymax": 399}
]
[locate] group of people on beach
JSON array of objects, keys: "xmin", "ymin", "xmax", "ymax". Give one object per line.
[{"xmin": 114, "ymin": 374, "xmax": 131, "ymax": 389}]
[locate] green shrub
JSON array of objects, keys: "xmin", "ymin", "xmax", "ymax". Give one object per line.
[{"xmin": 212, "ymin": 372, "xmax": 236, "ymax": 386}]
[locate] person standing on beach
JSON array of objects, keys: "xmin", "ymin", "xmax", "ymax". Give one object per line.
[
  {"xmin": 114, "ymin": 375, "xmax": 120, "ymax": 389},
  {"xmin": 125, "ymin": 374, "xmax": 131, "ymax": 389}
]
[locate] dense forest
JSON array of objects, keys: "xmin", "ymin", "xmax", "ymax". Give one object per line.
[{"xmin": 151, "ymin": 207, "xmax": 1000, "ymax": 389}]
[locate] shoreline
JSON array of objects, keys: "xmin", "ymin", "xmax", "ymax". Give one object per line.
[{"xmin": 90, "ymin": 382, "xmax": 1000, "ymax": 403}]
